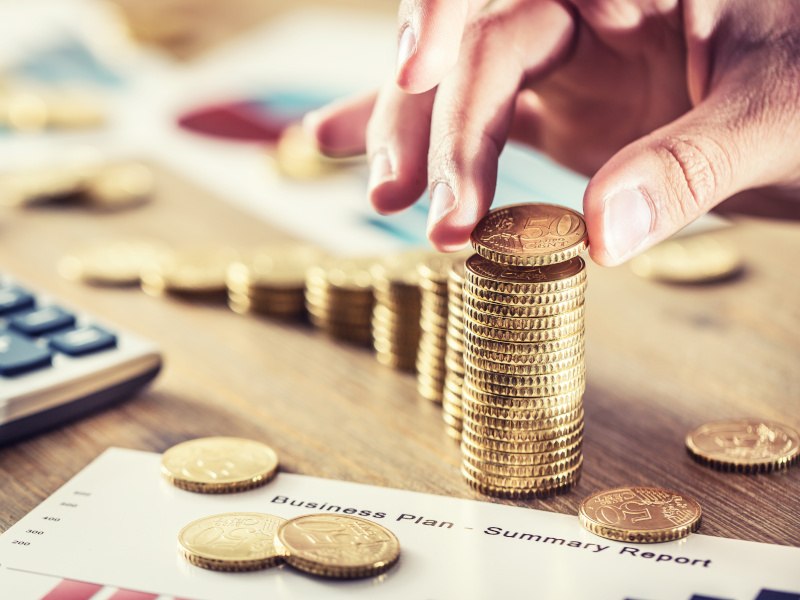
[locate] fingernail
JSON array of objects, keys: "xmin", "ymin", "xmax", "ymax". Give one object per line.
[
  {"xmin": 302, "ymin": 109, "xmax": 321, "ymax": 135},
  {"xmin": 396, "ymin": 24, "xmax": 416, "ymax": 75},
  {"xmin": 427, "ymin": 182, "xmax": 457, "ymax": 232},
  {"xmin": 603, "ymin": 189, "xmax": 652, "ymax": 263},
  {"xmin": 368, "ymin": 149, "xmax": 394, "ymax": 190}
]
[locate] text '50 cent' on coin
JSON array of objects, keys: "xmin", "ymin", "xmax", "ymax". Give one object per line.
[
  {"xmin": 178, "ymin": 512, "xmax": 286, "ymax": 571},
  {"xmin": 275, "ymin": 514, "xmax": 400, "ymax": 579},
  {"xmin": 579, "ymin": 486, "xmax": 702, "ymax": 543},
  {"xmin": 686, "ymin": 419, "xmax": 800, "ymax": 473},
  {"xmin": 470, "ymin": 203, "xmax": 588, "ymax": 267},
  {"xmin": 161, "ymin": 437, "xmax": 279, "ymax": 493}
]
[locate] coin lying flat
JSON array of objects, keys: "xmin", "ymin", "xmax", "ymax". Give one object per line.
[
  {"xmin": 686, "ymin": 419, "xmax": 800, "ymax": 473},
  {"xmin": 470, "ymin": 204, "xmax": 588, "ymax": 266},
  {"xmin": 58, "ymin": 240, "xmax": 169, "ymax": 286},
  {"xmin": 178, "ymin": 512, "xmax": 286, "ymax": 571},
  {"xmin": 161, "ymin": 437, "xmax": 279, "ymax": 493},
  {"xmin": 579, "ymin": 486, "xmax": 702, "ymax": 543},
  {"xmin": 629, "ymin": 235, "xmax": 743, "ymax": 284},
  {"xmin": 275, "ymin": 514, "xmax": 400, "ymax": 579}
]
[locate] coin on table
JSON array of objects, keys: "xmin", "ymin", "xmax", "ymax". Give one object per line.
[
  {"xmin": 470, "ymin": 204, "xmax": 588, "ymax": 266},
  {"xmin": 275, "ymin": 514, "xmax": 400, "ymax": 579},
  {"xmin": 84, "ymin": 162, "xmax": 155, "ymax": 209},
  {"xmin": 141, "ymin": 246, "xmax": 239, "ymax": 296},
  {"xmin": 161, "ymin": 437, "xmax": 279, "ymax": 493},
  {"xmin": 685, "ymin": 419, "xmax": 800, "ymax": 473},
  {"xmin": 58, "ymin": 239, "xmax": 169, "ymax": 286},
  {"xmin": 579, "ymin": 486, "xmax": 702, "ymax": 543},
  {"xmin": 178, "ymin": 512, "xmax": 286, "ymax": 571},
  {"xmin": 629, "ymin": 235, "xmax": 743, "ymax": 284}
]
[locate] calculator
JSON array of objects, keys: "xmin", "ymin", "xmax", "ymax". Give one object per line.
[{"xmin": 0, "ymin": 275, "xmax": 162, "ymax": 445}]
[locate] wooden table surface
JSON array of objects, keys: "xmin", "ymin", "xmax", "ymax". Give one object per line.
[{"xmin": 1, "ymin": 164, "xmax": 798, "ymax": 546}]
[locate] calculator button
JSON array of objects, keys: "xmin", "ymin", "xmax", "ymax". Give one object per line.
[
  {"xmin": 0, "ymin": 331, "xmax": 53, "ymax": 376},
  {"xmin": 0, "ymin": 287, "xmax": 35, "ymax": 315},
  {"xmin": 9, "ymin": 306, "xmax": 76, "ymax": 336},
  {"xmin": 49, "ymin": 326, "xmax": 117, "ymax": 356}
]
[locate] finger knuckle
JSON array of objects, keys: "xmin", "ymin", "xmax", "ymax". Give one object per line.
[{"xmin": 654, "ymin": 134, "xmax": 732, "ymax": 222}]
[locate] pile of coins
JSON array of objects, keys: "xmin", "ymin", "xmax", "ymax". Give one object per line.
[
  {"xmin": 0, "ymin": 160, "xmax": 154, "ymax": 210},
  {"xmin": 305, "ymin": 258, "xmax": 376, "ymax": 346},
  {"xmin": 162, "ymin": 437, "xmax": 400, "ymax": 579},
  {"xmin": 442, "ymin": 261, "xmax": 467, "ymax": 439},
  {"xmin": 58, "ymin": 239, "xmax": 169, "ymax": 287},
  {"xmin": 141, "ymin": 246, "xmax": 239, "ymax": 300},
  {"xmin": 416, "ymin": 255, "xmax": 459, "ymax": 403},
  {"xmin": 460, "ymin": 204, "xmax": 588, "ymax": 498},
  {"xmin": 371, "ymin": 252, "xmax": 425, "ymax": 372},
  {"xmin": 226, "ymin": 245, "xmax": 321, "ymax": 319}
]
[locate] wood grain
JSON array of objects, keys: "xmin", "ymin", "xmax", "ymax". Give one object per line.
[{"xmin": 1, "ymin": 163, "xmax": 798, "ymax": 546}]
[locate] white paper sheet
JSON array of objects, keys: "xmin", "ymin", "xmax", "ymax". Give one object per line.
[{"xmin": 1, "ymin": 448, "xmax": 798, "ymax": 600}]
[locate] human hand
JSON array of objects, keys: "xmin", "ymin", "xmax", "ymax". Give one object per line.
[{"xmin": 305, "ymin": 0, "xmax": 800, "ymax": 265}]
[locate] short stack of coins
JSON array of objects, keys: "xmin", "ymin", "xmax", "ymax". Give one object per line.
[
  {"xmin": 442, "ymin": 260, "xmax": 467, "ymax": 439},
  {"xmin": 226, "ymin": 245, "xmax": 321, "ymax": 319},
  {"xmin": 305, "ymin": 257, "xmax": 376, "ymax": 346},
  {"xmin": 461, "ymin": 203, "xmax": 588, "ymax": 498},
  {"xmin": 416, "ymin": 255, "xmax": 457, "ymax": 403},
  {"xmin": 370, "ymin": 252, "xmax": 426, "ymax": 372}
]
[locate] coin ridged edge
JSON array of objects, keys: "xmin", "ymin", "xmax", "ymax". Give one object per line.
[
  {"xmin": 578, "ymin": 513, "xmax": 701, "ymax": 543},
  {"xmin": 179, "ymin": 546, "xmax": 283, "ymax": 572}
]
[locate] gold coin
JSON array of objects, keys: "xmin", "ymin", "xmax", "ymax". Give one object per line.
[
  {"xmin": 470, "ymin": 204, "xmax": 588, "ymax": 266},
  {"xmin": 463, "ymin": 372, "xmax": 585, "ymax": 398},
  {"xmin": 461, "ymin": 396, "xmax": 582, "ymax": 421},
  {"xmin": 630, "ymin": 235, "xmax": 743, "ymax": 284},
  {"xmin": 85, "ymin": 162, "xmax": 154, "ymax": 209},
  {"xmin": 463, "ymin": 364, "xmax": 584, "ymax": 389},
  {"xmin": 465, "ymin": 335, "xmax": 584, "ymax": 364},
  {"xmin": 464, "ymin": 293, "xmax": 584, "ymax": 318},
  {"xmin": 461, "ymin": 437, "xmax": 582, "ymax": 466},
  {"xmin": 273, "ymin": 123, "xmax": 335, "ymax": 180},
  {"xmin": 463, "ymin": 310, "xmax": 584, "ymax": 341},
  {"xmin": 685, "ymin": 419, "xmax": 800, "ymax": 473},
  {"xmin": 463, "ymin": 470, "xmax": 578, "ymax": 499},
  {"xmin": 462, "ymin": 456, "xmax": 583, "ymax": 489},
  {"xmin": 227, "ymin": 244, "xmax": 323, "ymax": 290},
  {"xmin": 463, "ymin": 304, "xmax": 585, "ymax": 331},
  {"xmin": 142, "ymin": 246, "xmax": 239, "ymax": 295},
  {"xmin": 464, "ymin": 351, "xmax": 583, "ymax": 376},
  {"xmin": 371, "ymin": 250, "xmax": 433, "ymax": 289},
  {"xmin": 463, "ymin": 452, "xmax": 582, "ymax": 477},
  {"xmin": 306, "ymin": 256, "xmax": 378, "ymax": 291},
  {"xmin": 464, "ymin": 328, "xmax": 584, "ymax": 360},
  {"xmin": 462, "ymin": 385, "xmax": 584, "ymax": 409},
  {"xmin": 418, "ymin": 251, "xmax": 472, "ymax": 285},
  {"xmin": 464, "ymin": 281, "xmax": 586, "ymax": 308},
  {"xmin": 462, "ymin": 427, "xmax": 583, "ymax": 454},
  {"xmin": 58, "ymin": 239, "xmax": 169, "ymax": 286},
  {"xmin": 161, "ymin": 437, "xmax": 279, "ymax": 493},
  {"xmin": 579, "ymin": 486, "xmax": 702, "ymax": 543},
  {"xmin": 178, "ymin": 512, "xmax": 286, "ymax": 571},
  {"xmin": 463, "ymin": 415, "xmax": 583, "ymax": 442},
  {"xmin": 466, "ymin": 253, "xmax": 587, "ymax": 293},
  {"xmin": 275, "ymin": 514, "xmax": 400, "ymax": 579},
  {"xmin": 465, "ymin": 406, "xmax": 583, "ymax": 432}
]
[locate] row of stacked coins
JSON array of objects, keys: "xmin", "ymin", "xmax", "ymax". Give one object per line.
[
  {"xmin": 415, "ymin": 256, "xmax": 453, "ymax": 403},
  {"xmin": 441, "ymin": 261, "xmax": 467, "ymax": 439},
  {"xmin": 370, "ymin": 253, "xmax": 425, "ymax": 372},
  {"xmin": 305, "ymin": 257, "xmax": 375, "ymax": 346},
  {"xmin": 461, "ymin": 204, "xmax": 589, "ymax": 498}
]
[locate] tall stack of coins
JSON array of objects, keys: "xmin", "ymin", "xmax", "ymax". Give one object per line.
[
  {"xmin": 461, "ymin": 204, "xmax": 588, "ymax": 498},
  {"xmin": 226, "ymin": 245, "xmax": 321, "ymax": 319},
  {"xmin": 305, "ymin": 257, "xmax": 376, "ymax": 346},
  {"xmin": 370, "ymin": 252, "xmax": 426, "ymax": 372},
  {"xmin": 442, "ymin": 261, "xmax": 467, "ymax": 439},
  {"xmin": 416, "ymin": 255, "xmax": 458, "ymax": 403}
]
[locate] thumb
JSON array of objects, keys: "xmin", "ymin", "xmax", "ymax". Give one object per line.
[{"xmin": 584, "ymin": 85, "xmax": 799, "ymax": 266}]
